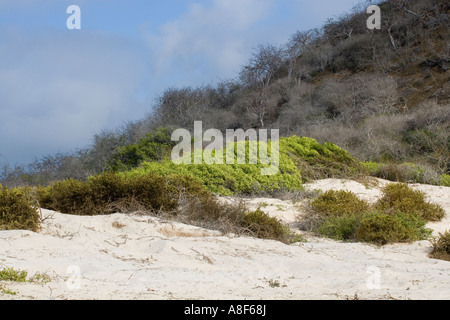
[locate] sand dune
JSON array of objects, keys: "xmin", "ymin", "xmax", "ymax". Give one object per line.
[{"xmin": 1, "ymin": 178, "xmax": 449, "ymax": 300}]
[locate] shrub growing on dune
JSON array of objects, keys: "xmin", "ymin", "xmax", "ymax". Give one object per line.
[
  {"xmin": 240, "ymin": 209, "xmax": 291, "ymax": 242},
  {"xmin": 361, "ymin": 161, "xmax": 446, "ymax": 186},
  {"xmin": 125, "ymin": 136, "xmax": 364, "ymax": 196},
  {"xmin": 37, "ymin": 172, "xmax": 209, "ymax": 216},
  {"xmin": 430, "ymin": 231, "xmax": 450, "ymax": 261},
  {"xmin": 440, "ymin": 174, "xmax": 450, "ymax": 187},
  {"xmin": 317, "ymin": 214, "xmax": 360, "ymax": 241},
  {"xmin": 354, "ymin": 211, "xmax": 430, "ymax": 245},
  {"xmin": 37, "ymin": 179, "xmax": 97, "ymax": 215},
  {"xmin": 310, "ymin": 190, "xmax": 370, "ymax": 217},
  {"xmin": 280, "ymin": 136, "xmax": 364, "ymax": 181},
  {"xmin": 0, "ymin": 185, "xmax": 41, "ymax": 232},
  {"xmin": 37, "ymin": 172, "xmax": 296, "ymax": 243},
  {"xmin": 306, "ymin": 184, "xmax": 439, "ymax": 245},
  {"xmin": 108, "ymin": 127, "xmax": 176, "ymax": 171},
  {"xmin": 375, "ymin": 183, "xmax": 445, "ymax": 222},
  {"xmin": 128, "ymin": 139, "xmax": 304, "ymax": 196}
]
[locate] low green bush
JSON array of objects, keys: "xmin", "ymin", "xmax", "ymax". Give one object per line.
[
  {"xmin": 361, "ymin": 161, "xmax": 383, "ymax": 176},
  {"xmin": 37, "ymin": 172, "xmax": 209, "ymax": 216},
  {"xmin": 316, "ymin": 210, "xmax": 431, "ymax": 245},
  {"xmin": 0, "ymin": 185, "xmax": 41, "ymax": 232},
  {"xmin": 376, "ymin": 183, "xmax": 445, "ymax": 222},
  {"xmin": 128, "ymin": 139, "xmax": 304, "ymax": 196},
  {"xmin": 281, "ymin": 136, "xmax": 364, "ymax": 182},
  {"xmin": 240, "ymin": 209, "xmax": 291, "ymax": 242},
  {"xmin": 441, "ymin": 174, "xmax": 450, "ymax": 187},
  {"xmin": 37, "ymin": 179, "xmax": 96, "ymax": 215},
  {"xmin": 0, "ymin": 267, "xmax": 51, "ymax": 295},
  {"xmin": 108, "ymin": 127, "xmax": 176, "ymax": 171},
  {"xmin": 354, "ymin": 211, "xmax": 431, "ymax": 245},
  {"xmin": 430, "ymin": 231, "xmax": 450, "ymax": 261},
  {"xmin": 0, "ymin": 267, "xmax": 28, "ymax": 282},
  {"xmin": 311, "ymin": 190, "xmax": 370, "ymax": 217},
  {"xmin": 307, "ymin": 185, "xmax": 437, "ymax": 245},
  {"xmin": 126, "ymin": 136, "xmax": 364, "ymax": 196},
  {"xmin": 317, "ymin": 214, "xmax": 360, "ymax": 241}
]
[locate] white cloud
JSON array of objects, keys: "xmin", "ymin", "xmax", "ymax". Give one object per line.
[
  {"xmin": 0, "ymin": 28, "xmax": 147, "ymax": 164},
  {"xmin": 0, "ymin": 0, "xmax": 363, "ymax": 164},
  {"xmin": 141, "ymin": 0, "xmax": 360, "ymax": 90},
  {"xmin": 144, "ymin": 0, "xmax": 277, "ymax": 86}
]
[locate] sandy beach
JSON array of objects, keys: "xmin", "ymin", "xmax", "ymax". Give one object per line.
[{"xmin": 1, "ymin": 178, "xmax": 449, "ymax": 300}]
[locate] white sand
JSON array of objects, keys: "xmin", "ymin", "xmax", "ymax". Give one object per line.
[{"xmin": 1, "ymin": 178, "xmax": 449, "ymax": 300}]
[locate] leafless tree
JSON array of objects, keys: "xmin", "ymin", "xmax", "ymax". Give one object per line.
[
  {"xmin": 285, "ymin": 29, "xmax": 320, "ymax": 84},
  {"xmin": 238, "ymin": 44, "xmax": 286, "ymax": 128},
  {"xmin": 240, "ymin": 44, "xmax": 286, "ymax": 89},
  {"xmin": 154, "ymin": 86, "xmax": 211, "ymax": 128}
]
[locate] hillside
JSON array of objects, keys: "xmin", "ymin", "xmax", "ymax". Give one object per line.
[{"xmin": 0, "ymin": 0, "xmax": 448, "ymax": 188}]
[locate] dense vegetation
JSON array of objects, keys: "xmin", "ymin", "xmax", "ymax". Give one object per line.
[
  {"xmin": 303, "ymin": 183, "xmax": 444, "ymax": 245},
  {"xmin": 121, "ymin": 136, "xmax": 362, "ymax": 196},
  {"xmin": 1, "ymin": 0, "xmax": 448, "ymax": 188},
  {"xmin": 35, "ymin": 172, "xmax": 300, "ymax": 243},
  {"xmin": 430, "ymin": 231, "xmax": 450, "ymax": 261},
  {"xmin": 0, "ymin": 184, "xmax": 41, "ymax": 232},
  {"xmin": 0, "ymin": 0, "xmax": 447, "ymax": 250}
]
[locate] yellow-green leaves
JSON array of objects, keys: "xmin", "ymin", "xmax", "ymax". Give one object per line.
[{"xmin": 0, "ymin": 185, "xmax": 41, "ymax": 232}]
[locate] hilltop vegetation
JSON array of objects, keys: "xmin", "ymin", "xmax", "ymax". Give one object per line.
[
  {"xmin": 121, "ymin": 136, "xmax": 362, "ymax": 196},
  {"xmin": 1, "ymin": 0, "xmax": 448, "ymax": 188}
]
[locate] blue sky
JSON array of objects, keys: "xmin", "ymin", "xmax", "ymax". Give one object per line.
[{"xmin": 0, "ymin": 0, "xmax": 363, "ymax": 165}]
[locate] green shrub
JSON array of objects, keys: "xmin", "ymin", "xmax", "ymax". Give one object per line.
[
  {"xmin": 430, "ymin": 231, "xmax": 450, "ymax": 261},
  {"xmin": 306, "ymin": 184, "xmax": 436, "ymax": 245},
  {"xmin": 108, "ymin": 127, "xmax": 176, "ymax": 171},
  {"xmin": 126, "ymin": 135, "xmax": 364, "ymax": 196},
  {"xmin": 376, "ymin": 183, "xmax": 445, "ymax": 222},
  {"xmin": 365, "ymin": 162, "xmax": 416, "ymax": 182},
  {"xmin": 129, "ymin": 139, "xmax": 304, "ymax": 196},
  {"xmin": 37, "ymin": 172, "xmax": 210, "ymax": 216},
  {"xmin": 280, "ymin": 136, "xmax": 364, "ymax": 182},
  {"xmin": 441, "ymin": 174, "xmax": 450, "ymax": 187},
  {"xmin": 355, "ymin": 212, "xmax": 430, "ymax": 245},
  {"xmin": 0, "ymin": 268, "xmax": 28, "ymax": 283},
  {"xmin": 0, "ymin": 185, "xmax": 41, "ymax": 232},
  {"xmin": 37, "ymin": 179, "xmax": 97, "ymax": 215},
  {"xmin": 317, "ymin": 214, "xmax": 360, "ymax": 241},
  {"xmin": 0, "ymin": 267, "xmax": 51, "ymax": 295},
  {"xmin": 361, "ymin": 161, "xmax": 383, "ymax": 176},
  {"xmin": 311, "ymin": 190, "xmax": 370, "ymax": 217},
  {"xmin": 316, "ymin": 211, "xmax": 430, "ymax": 245},
  {"xmin": 240, "ymin": 209, "xmax": 291, "ymax": 242}
]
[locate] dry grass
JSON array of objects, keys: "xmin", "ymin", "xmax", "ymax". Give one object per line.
[{"xmin": 429, "ymin": 231, "xmax": 450, "ymax": 262}]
